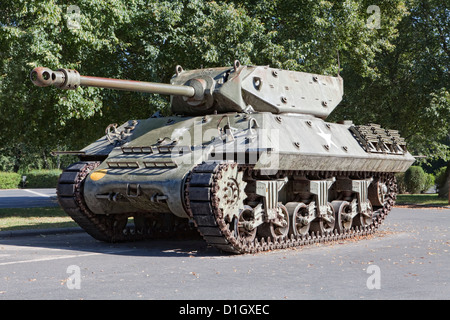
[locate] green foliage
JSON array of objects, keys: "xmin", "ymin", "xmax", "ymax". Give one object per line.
[
  {"xmin": 24, "ymin": 169, "xmax": 62, "ymax": 188},
  {"xmin": 395, "ymin": 172, "xmax": 407, "ymax": 194},
  {"xmin": 0, "ymin": 0, "xmax": 448, "ymax": 169},
  {"xmin": 396, "ymin": 167, "xmax": 437, "ymax": 194},
  {"xmin": 0, "ymin": 146, "xmax": 64, "ymax": 173},
  {"xmin": 0, "ymin": 172, "xmax": 21, "ymax": 189},
  {"xmin": 0, "ymin": 0, "xmax": 285, "ymax": 164},
  {"xmin": 0, "ymin": 169, "xmax": 61, "ymax": 189},
  {"xmin": 435, "ymin": 166, "xmax": 448, "ymax": 189},
  {"xmin": 0, "ymin": 154, "xmax": 15, "ymax": 172},
  {"xmin": 233, "ymin": 0, "xmax": 408, "ymax": 77},
  {"xmin": 404, "ymin": 166, "xmax": 427, "ymax": 194},
  {"xmin": 330, "ymin": 0, "xmax": 450, "ymax": 161},
  {"xmin": 423, "ymin": 173, "xmax": 435, "ymax": 193}
]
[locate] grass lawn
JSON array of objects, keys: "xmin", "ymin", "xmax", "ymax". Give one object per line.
[
  {"xmin": 0, "ymin": 207, "xmax": 77, "ymax": 231},
  {"xmin": 396, "ymin": 193, "xmax": 449, "ymax": 206}
]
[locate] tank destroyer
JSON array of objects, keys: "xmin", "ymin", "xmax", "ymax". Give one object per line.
[{"xmin": 30, "ymin": 61, "xmax": 415, "ymax": 253}]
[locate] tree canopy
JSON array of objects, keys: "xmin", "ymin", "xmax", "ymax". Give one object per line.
[
  {"xmin": 331, "ymin": 0, "xmax": 450, "ymax": 161},
  {"xmin": 0, "ymin": 0, "xmax": 448, "ymax": 171}
]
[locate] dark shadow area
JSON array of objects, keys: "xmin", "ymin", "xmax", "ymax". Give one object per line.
[
  {"xmin": 0, "ymin": 196, "xmax": 58, "ymax": 209},
  {"xmin": 0, "ymin": 229, "xmax": 230, "ymax": 258},
  {"xmin": 0, "ymin": 192, "xmax": 230, "ymax": 258}
]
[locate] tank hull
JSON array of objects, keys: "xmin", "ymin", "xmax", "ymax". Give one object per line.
[{"xmin": 78, "ymin": 112, "xmax": 414, "ymax": 219}]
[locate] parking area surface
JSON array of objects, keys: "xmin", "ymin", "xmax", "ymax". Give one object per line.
[
  {"xmin": 0, "ymin": 207, "xmax": 449, "ymax": 300},
  {"xmin": 0, "ymin": 189, "xmax": 58, "ymax": 208}
]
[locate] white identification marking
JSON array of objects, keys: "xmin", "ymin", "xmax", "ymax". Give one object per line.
[{"xmin": 316, "ymin": 126, "xmax": 338, "ymax": 149}]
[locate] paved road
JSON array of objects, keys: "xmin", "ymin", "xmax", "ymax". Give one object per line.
[
  {"xmin": 0, "ymin": 189, "xmax": 58, "ymax": 208},
  {"xmin": 0, "ymin": 207, "xmax": 448, "ymax": 301}
]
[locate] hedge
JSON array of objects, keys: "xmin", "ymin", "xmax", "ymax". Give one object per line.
[
  {"xmin": 23, "ymin": 170, "xmax": 62, "ymax": 188},
  {"xmin": 0, "ymin": 172, "xmax": 21, "ymax": 189}
]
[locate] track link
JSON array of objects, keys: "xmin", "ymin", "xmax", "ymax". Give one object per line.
[
  {"xmin": 57, "ymin": 161, "xmax": 197, "ymax": 242},
  {"xmin": 185, "ymin": 162, "xmax": 396, "ymax": 254}
]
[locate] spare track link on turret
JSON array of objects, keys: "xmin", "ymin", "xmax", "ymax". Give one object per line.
[
  {"xmin": 185, "ymin": 162, "xmax": 397, "ymax": 254},
  {"xmin": 57, "ymin": 161, "xmax": 197, "ymax": 242}
]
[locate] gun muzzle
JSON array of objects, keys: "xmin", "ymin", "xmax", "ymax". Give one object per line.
[{"xmin": 30, "ymin": 67, "xmax": 81, "ymax": 89}]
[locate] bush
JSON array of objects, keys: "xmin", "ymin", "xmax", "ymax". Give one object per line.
[
  {"xmin": 423, "ymin": 173, "xmax": 435, "ymax": 193},
  {"xmin": 0, "ymin": 172, "xmax": 21, "ymax": 189},
  {"xmin": 404, "ymin": 166, "xmax": 427, "ymax": 194},
  {"xmin": 23, "ymin": 170, "xmax": 62, "ymax": 188}
]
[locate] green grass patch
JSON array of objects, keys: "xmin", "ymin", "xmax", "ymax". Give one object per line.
[
  {"xmin": 396, "ymin": 193, "xmax": 449, "ymax": 206},
  {"xmin": 0, "ymin": 207, "xmax": 76, "ymax": 231}
]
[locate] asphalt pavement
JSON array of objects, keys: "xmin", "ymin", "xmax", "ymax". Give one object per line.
[
  {"xmin": 0, "ymin": 206, "xmax": 449, "ymax": 300},
  {"xmin": 0, "ymin": 189, "xmax": 58, "ymax": 208}
]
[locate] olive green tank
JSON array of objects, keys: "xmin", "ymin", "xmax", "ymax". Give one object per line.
[{"xmin": 30, "ymin": 61, "xmax": 415, "ymax": 253}]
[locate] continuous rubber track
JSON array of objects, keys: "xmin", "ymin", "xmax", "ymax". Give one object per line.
[{"xmin": 185, "ymin": 162, "xmax": 397, "ymax": 254}]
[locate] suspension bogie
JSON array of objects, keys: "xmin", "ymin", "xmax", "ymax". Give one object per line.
[
  {"xmin": 185, "ymin": 162, "xmax": 396, "ymax": 254},
  {"xmin": 237, "ymin": 169, "xmax": 385, "ymax": 240}
]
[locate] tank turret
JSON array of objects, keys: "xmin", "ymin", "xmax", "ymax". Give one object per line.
[{"xmin": 30, "ymin": 61, "xmax": 343, "ymax": 118}]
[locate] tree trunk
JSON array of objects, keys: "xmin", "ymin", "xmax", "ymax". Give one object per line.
[{"xmin": 438, "ymin": 162, "xmax": 449, "ymax": 202}]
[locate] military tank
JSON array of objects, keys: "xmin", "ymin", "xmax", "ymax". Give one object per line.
[{"xmin": 30, "ymin": 61, "xmax": 415, "ymax": 254}]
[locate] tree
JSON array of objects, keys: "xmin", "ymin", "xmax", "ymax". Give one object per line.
[
  {"xmin": 330, "ymin": 0, "xmax": 450, "ymax": 162},
  {"xmin": 1, "ymin": 0, "xmax": 446, "ymax": 172},
  {"xmin": 0, "ymin": 0, "xmax": 278, "ymax": 170},
  {"xmin": 228, "ymin": 0, "xmax": 408, "ymax": 76}
]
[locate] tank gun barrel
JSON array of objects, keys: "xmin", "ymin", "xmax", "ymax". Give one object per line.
[{"xmin": 30, "ymin": 67, "xmax": 196, "ymax": 97}]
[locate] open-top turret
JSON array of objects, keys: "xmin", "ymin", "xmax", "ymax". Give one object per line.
[{"xmin": 30, "ymin": 61, "xmax": 413, "ymax": 254}]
